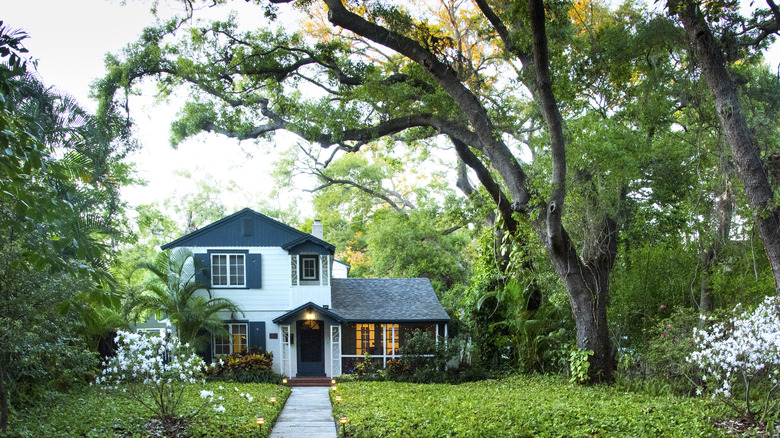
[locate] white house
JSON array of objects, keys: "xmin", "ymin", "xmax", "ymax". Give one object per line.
[{"xmin": 157, "ymin": 208, "xmax": 450, "ymax": 378}]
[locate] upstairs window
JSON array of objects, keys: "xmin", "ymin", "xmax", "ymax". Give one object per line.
[
  {"xmin": 211, "ymin": 253, "xmax": 245, "ymax": 287},
  {"xmin": 300, "ymin": 255, "xmax": 319, "ymax": 281}
]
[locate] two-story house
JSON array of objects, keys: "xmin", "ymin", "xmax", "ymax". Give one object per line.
[{"xmin": 155, "ymin": 208, "xmax": 450, "ymax": 378}]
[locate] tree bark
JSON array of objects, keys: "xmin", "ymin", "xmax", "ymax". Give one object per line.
[
  {"xmin": 526, "ymin": 0, "xmax": 615, "ymax": 383},
  {"xmin": 674, "ymin": 0, "xmax": 780, "ymax": 294},
  {"xmin": 700, "ymin": 179, "xmax": 733, "ymax": 313}
]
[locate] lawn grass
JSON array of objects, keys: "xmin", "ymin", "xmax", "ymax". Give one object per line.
[
  {"xmin": 330, "ymin": 375, "xmax": 732, "ymax": 437},
  {"xmin": 7, "ymin": 381, "xmax": 289, "ymax": 437}
]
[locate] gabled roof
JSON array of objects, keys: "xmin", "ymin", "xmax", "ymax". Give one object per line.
[
  {"xmin": 161, "ymin": 208, "xmax": 334, "ymax": 254},
  {"xmin": 272, "ymin": 302, "xmax": 346, "ymax": 325},
  {"xmin": 330, "ymin": 278, "xmax": 450, "ymax": 323},
  {"xmin": 282, "ymin": 235, "xmax": 336, "ymax": 255}
]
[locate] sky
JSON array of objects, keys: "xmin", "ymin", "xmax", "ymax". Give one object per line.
[{"xmin": 4, "ymin": 0, "xmax": 310, "ymax": 223}]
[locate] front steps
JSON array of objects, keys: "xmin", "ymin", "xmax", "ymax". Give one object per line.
[{"xmin": 287, "ymin": 377, "xmax": 334, "ymax": 387}]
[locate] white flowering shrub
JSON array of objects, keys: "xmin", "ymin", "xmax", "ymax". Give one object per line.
[
  {"xmin": 688, "ymin": 296, "xmax": 780, "ymax": 423},
  {"xmin": 95, "ymin": 331, "xmax": 219, "ymax": 427}
]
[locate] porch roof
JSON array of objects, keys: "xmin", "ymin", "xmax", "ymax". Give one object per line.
[
  {"xmin": 272, "ymin": 302, "xmax": 346, "ymax": 325},
  {"xmin": 330, "ymin": 278, "xmax": 450, "ymax": 323}
]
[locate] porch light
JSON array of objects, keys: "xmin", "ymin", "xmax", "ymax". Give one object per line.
[
  {"xmin": 256, "ymin": 416, "xmax": 264, "ymax": 427},
  {"xmin": 282, "ymin": 378, "xmax": 288, "ymax": 385},
  {"xmin": 270, "ymin": 396, "xmax": 277, "ymax": 406},
  {"xmin": 306, "ymin": 312, "xmax": 315, "ymax": 320},
  {"xmin": 335, "ymin": 395, "xmax": 342, "ymax": 403}
]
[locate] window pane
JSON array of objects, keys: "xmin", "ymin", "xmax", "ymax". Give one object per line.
[
  {"xmin": 302, "ymin": 257, "xmax": 318, "ymax": 280},
  {"xmin": 230, "ymin": 254, "xmax": 245, "ymax": 286},
  {"xmin": 356, "ymin": 323, "xmax": 375, "ymax": 355},
  {"xmin": 212, "ymin": 255, "xmax": 227, "ymax": 286}
]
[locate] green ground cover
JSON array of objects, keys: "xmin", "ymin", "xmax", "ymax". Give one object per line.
[
  {"xmin": 330, "ymin": 376, "xmax": 731, "ymax": 437},
  {"xmin": 7, "ymin": 382, "xmax": 288, "ymax": 437}
]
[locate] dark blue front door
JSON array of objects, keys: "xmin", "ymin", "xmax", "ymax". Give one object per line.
[{"xmin": 296, "ymin": 320, "xmax": 325, "ymax": 376}]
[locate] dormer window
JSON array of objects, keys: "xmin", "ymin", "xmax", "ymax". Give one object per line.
[
  {"xmin": 300, "ymin": 255, "xmax": 320, "ymax": 281},
  {"xmin": 211, "ymin": 253, "xmax": 246, "ymax": 287}
]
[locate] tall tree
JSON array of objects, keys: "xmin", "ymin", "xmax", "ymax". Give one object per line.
[
  {"xmin": 0, "ymin": 22, "xmax": 130, "ymax": 433},
  {"xmin": 670, "ymin": 0, "xmax": 780, "ymax": 294}
]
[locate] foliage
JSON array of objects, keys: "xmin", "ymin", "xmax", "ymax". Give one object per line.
[
  {"xmin": 330, "ymin": 376, "xmax": 730, "ymax": 437},
  {"xmin": 0, "ymin": 23, "xmax": 130, "ymax": 434},
  {"xmin": 7, "ymin": 381, "xmax": 288, "ymax": 437},
  {"xmin": 569, "ymin": 347, "xmax": 593, "ymax": 384},
  {"xmin": 131, "ymin": 248, "xmax": 243, "ymax": 351},
  {"xmin": 689, "ymin": 296, "xmax": 780, "ymax": 424},
  {"xmin": 204, "ymin": 351, "xmax": 282, "ymax": 384},
  {"xmin": 638, "ymin": 309, "xmax": 715, "ymax": 395},
  {"xmin": 97, "ymin": 331, "xmax": 209, "ymax": 430}
]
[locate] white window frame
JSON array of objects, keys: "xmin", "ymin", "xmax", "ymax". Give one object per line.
[
  {"xmin": 211, "ymin": 253, "xmax": 246, "ymax": 288},
  {"xmin": 214, "ymin": 322, "xmax": 248, "ymax": 356},
  {"xmin": 300, "ymin": 255, "xmax": 319, "ymax": 281}
]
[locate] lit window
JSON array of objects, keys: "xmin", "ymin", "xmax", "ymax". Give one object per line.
[
  {"xmin": 300, "ymin": 255, "xmax": 319, "ymax": 281},
  {"xmin": 385, "ymin": 324, "xmax": 399, "ymax": 355},
  {"xmin": 214, "ymin": 323, "xmax": 247, "ymax": 355},
  {"xmin": 356, "ymin": 323, "xmax": 375, "ymax": 355},
  {"xmin": 211, "ymin": 254, "xmax": 245, "ymax": 287}
]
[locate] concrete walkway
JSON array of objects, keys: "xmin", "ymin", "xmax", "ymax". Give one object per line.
[{"xmin": 269, "ymin": 387, "xmax": 337, "ymax": 438}]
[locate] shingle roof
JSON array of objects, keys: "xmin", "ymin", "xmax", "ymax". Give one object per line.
[{"xmin": 330, "ymin": 278, "xmax": 450, "ymax": 322}]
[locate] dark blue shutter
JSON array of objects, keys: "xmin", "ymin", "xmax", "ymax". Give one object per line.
[
  {"xmin": 247, "ymin": 254, "xmax": 261, "ymax": 288},
  {"xmin": 194, "ymin": 253, "xmax": 210, "ymax": 286},
  {"xmin": 249, "ymin": 322, "xmax": 266, "ymax": 353}
]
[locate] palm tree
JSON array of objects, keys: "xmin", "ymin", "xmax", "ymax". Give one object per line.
[{"xmin": 133, "ymin": 247, "xmax": 242, "ymax": 351}]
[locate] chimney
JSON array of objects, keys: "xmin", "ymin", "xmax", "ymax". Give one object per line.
[{"xmin": 312, "ymin": 219, "xmax": 323, "ymax": 240}]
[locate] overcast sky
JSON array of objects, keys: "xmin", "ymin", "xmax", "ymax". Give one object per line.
[{"xmin": 4, "ymin": 0, "xmax": 308, "ymax": 223}]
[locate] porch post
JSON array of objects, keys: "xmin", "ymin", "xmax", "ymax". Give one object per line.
[
  {"xmin": 331, "ymin": 325, "xmax": 341, "ymax": 377},
  {"xmin": 382, "ymin": 324, "xmax": 387, "ymax": 367},
  {"xmin": 281, "ymin": 325, "xmax": 292, "ymax": 378}
]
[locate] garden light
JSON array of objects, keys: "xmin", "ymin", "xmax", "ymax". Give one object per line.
[
  {"xmin": 256, "ymin": 417, "xmax": 264, "ymax": 427},
  {"xmin": 339, "ymin": 415, "xmax": 348, "ymax": 436},
  {"xmin": 279, "ymin": 386, "xmax": 284, "ymax": 393},
  {"xmin": 335, "ymin": 395, "xmax": 342, "ymax": 403},
  {"xmin": 331, "ymin": 385, "xmax": 337, "ymax": 392},
  {"xmin": 331, "ymin": 379, "xmax": 336, "ymax": 385},
  {"xmin": 270, "ymin": 396, "xmax": 277, "ymax": 406},
  {"xmin": 282, "ymin": 378, "xmax": 288, "ymax": 385}
]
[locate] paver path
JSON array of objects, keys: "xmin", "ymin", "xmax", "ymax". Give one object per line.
[{"xmin": 269, "ymin": 387, "xmax": 337, "ymax": 438}]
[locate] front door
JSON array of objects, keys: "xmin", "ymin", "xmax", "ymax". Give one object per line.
[{"xmin": 296, "ymin": 320, "xmax": 325, "ymax": 376}]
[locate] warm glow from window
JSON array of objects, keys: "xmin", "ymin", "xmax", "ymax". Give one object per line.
[{"xmin": 356, "ymin": 323, "xmax": 375, "ymax": 355}]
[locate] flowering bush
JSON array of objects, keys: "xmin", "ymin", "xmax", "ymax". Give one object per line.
[
  {"xmin": 688, "ymin": 296, "xmax": 780, "ymax": 423},
  {"xmin": 95, "ymin": 331, "xmax": 220, "ymax": 430},
  {"xmin": 640, "ymin": 309, "xmax": 706, "ymax": 394}
]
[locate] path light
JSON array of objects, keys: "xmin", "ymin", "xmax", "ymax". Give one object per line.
[
  {"xmin": 335, "ymin": 395, "xmax": 342, "ymax": 404},
  {"xmin": 256, "ymin": 417, "xmax": 264, "ymax": 427},
  {"xmin": 331, "ymin": 385, "xmax": 337, "ymax": 392},
  {"xmin": 279, "ymin": 386, "xmax": 284, "ymax": 393},
  {"xmin": 339, "ymin": 415, "xmax": 348, "ymax": 436},
  {"xmin": 331, "ymin": 379, "xmax": 336, "ymax": 385},
  {"xmin": 282, "ymin": 378, "xmax": 288, "ymax": 385},
  {"xmin": 270, "ymin": 396, "xmax": 277, "ymax": 406}
]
